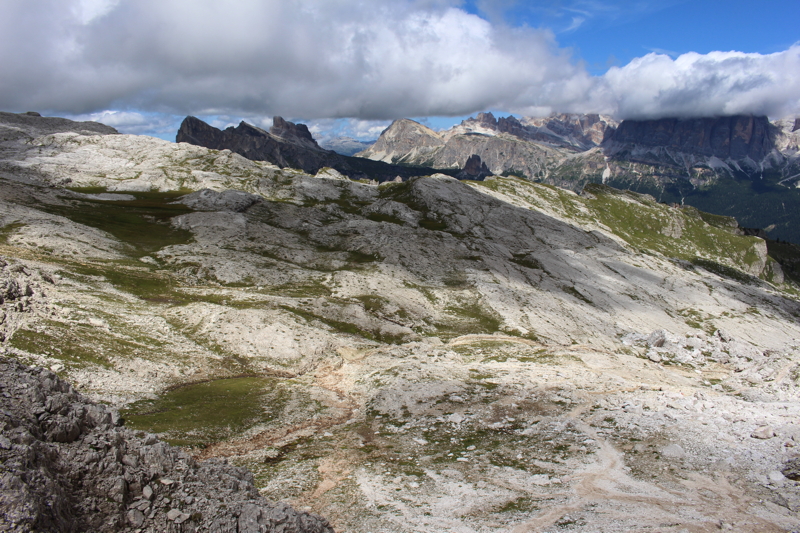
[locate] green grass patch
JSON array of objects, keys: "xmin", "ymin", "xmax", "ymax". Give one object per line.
[
  {"xmin": 436, "ymin": 300, "xmax": 503, "ymax": 338},
  {"xmin": 365, "ymin": 212, "xmax": 405, "ymax": 225},
  {"xmin": 0, "ymin": 222, "xmax": 25, "ymax": 244},
  {"xmin": 121, "ymin": 376, "xmax": 282, "ymax": 447},
  {"xmin": 497, "ymin": 496, "xmax": 538, "ymax": 514},
  {"xmin": 562, "ymin": 285, "xmax": 593, "ymax": 305},
  {"xmin": 10, "ymin": 319, "xmax": 123, "ymax": 369},
  {"xmin": 68, "ymin": 262, "xmax": 187, "ymax": 303},
  {"xmin": 45, "ymin": 189, "xmax": 195, "ymax": 255},
  {"xmin": 690, "ymin": 258, "xmax": 756, "ymax": 284}
]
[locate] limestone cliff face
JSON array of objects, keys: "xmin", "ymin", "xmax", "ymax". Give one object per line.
[
  {"xmin": 522, "ymin": 113, "xmax": 617, "ymax": 148},
  {"xmin": 453, "ymin": 112, "xmax": 617, "ymax": 150},
  {"xmin": 356, "ymin": 119, "xmax": 444, "ymax": 164},
  {"xmin": 605, "ymin": 115, "xmax": 775, "ymax": 164}
]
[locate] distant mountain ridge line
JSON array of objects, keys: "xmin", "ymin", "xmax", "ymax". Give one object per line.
[
  {"xmin": 175, "ymin": 115, "xmax": 459, "ymax": 182},
  {"xmin": 351, "ymin": 110, "xmax": 800, "ymax": 243},
  {"xmin": 358, "ymin": 112, "xmax": 799, "ymax": 169}
]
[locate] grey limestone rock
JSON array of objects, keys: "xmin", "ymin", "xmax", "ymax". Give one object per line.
[
  {"xmin": 0, "ymin": 356, "xmax": 335, "ymax": 533},
  {"xmin": 175, "ymin": 188, "xmax": 263, "ymax": 213},
  {"xmin": 783, "ymin": 458, "xmax": 800, "ymax": 481}
]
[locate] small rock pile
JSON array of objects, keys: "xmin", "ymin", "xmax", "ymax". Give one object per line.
[
  {"xmin": 622, "ymin": 329, "xmax": 763, "ymax": 366},
  {"xmin": 0, "ymin": 258, "xmax": 49, "ymax": 342},
  {"xmin": 0, "ymin": 356, "xmax": 334, "ymax": 532}
]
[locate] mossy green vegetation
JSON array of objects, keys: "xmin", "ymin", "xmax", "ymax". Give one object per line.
[
  {"xmin": 472, "ymin": 177, "xmax": 780, "ymax": 286},
  {"xmin": 52, "ymin": 189, "xmax": 195, "ymax": 255},
  {"xmin": 68, "ymin": 261, "xmax": 186, "ymax": 303},
  {"xmin": 121, "ymin": 376, "xmax": 282, "ymax": 447},
  {"xmin": 9, "ymin": 319, "xmax": 117, "ymax": 369}
]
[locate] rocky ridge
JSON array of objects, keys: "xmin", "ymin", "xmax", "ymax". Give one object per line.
[
  {"xmin": 1, "ymin": 112, "xmax": 800, "ymax": 532},
  {"xmin": 177, "ymin": 116, "xmax": 455, "ymax": 182}
]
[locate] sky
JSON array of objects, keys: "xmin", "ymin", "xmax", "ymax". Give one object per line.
[{"xmin": 0, "ymin": 0, "xmax": 798, "ymax": 141}]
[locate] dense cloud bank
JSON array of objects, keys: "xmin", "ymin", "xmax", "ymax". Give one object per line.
[{"xmin": 0, "ymin": 0, "xmax": 798, "ymax": 124}]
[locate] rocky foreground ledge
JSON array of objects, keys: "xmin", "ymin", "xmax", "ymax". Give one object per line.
[{"xmin": 0, "ymin": 356, "xmax": 334, "ymax": 533}]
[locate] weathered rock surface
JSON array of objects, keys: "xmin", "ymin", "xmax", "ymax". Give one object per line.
[
  {"xmin": 0, "ymin": 356, "xmax": 334, "ymax": 533},
  {"xmin": 0, "ymin": 111, "xmax": 118, "ymax": 143}
]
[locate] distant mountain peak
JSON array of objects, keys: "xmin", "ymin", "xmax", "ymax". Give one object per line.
[{"xmin": 269, "ymin": 116, "xmax": 320, "ymax": 149}]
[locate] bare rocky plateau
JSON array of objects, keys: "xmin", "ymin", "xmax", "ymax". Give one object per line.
[{"xmin": 1, "ymin": 112, "xmax": 800, "ymax": 532}]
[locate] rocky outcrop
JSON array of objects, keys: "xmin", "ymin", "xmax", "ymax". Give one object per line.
[
  {"xmin": 456, "ymin": 154, "xmax": 491, "ymax": 180},
  {"xmin": 176, "ymin": 116, "xmax": 337, "ymax": 175},
  {"xmin": 269, "ymin": 117, "xmax": 321, "ymax": 151},
  {"xmin": 0, "ymin": 111, "xmax": 118, "ymax": 144},
  {"xmin": 356, "ymin": 119, "xmax": 444, "ymax": 164},
  {"xmin": 0, "ymin": 356, "xmax": 334, "ymax": 532}
]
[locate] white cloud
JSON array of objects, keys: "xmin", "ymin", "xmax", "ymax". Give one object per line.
[
  {"xmin": 307, "ymin": 118, "xmax": 391, "ymax": 142},
  {"xmin": 0, "ymin": 0, "xmax": 797, "ymax": 135},
  {"xmin": 0, "ymin": 0, "xmax": 579, "ymax": 120},
  {"xmin": 64, "ymin": 110, "xmax": 182, "ymax": 137},
  {"xmin": 593, "ymin": 46, "xmax": 800, "ymax": 119}
]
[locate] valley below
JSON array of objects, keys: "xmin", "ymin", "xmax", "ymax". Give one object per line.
[{"xmin": 1, "ymin": 112, "xmax": 800, "ymax": 532}]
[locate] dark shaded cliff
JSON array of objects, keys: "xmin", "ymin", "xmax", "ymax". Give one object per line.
[{"xmin": 606, "ymin": 115, "xmax": 775, "ymax": 162}]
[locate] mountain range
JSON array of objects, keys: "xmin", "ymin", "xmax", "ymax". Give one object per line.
[
  {"xmin": 2, "ymin": 110, "xmax": 800, "ymax": 532},
  {"xmin": 176, "ymin": 116, "xmax": 458, "ymax": 182},
  {"xmin": 176, "ymin": 111, "xmax": 800, "ymax": 243},
  {"xmin": 355, "ymin": 112, "xmax": 800, "ymax": 243}
]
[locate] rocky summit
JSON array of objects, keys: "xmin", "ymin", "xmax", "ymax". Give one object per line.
[{"xmin": 1, "ymin": 111, "xmax": 800, "ymax": 532}]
